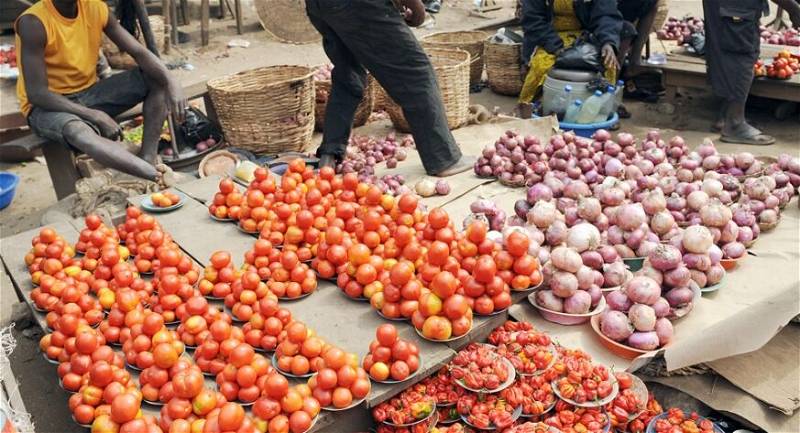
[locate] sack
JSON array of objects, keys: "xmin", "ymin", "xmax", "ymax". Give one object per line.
[
  {"xmin": 176, "ymin": 107, "xmax": 222, "ymax": 149},
  {"xmin": 554, "ymin": 36, "xmax": 602, "ymax": 71}
]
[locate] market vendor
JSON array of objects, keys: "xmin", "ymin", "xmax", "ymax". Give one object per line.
[
  {"xmin": 16, "ymin": 0, "xmax": 186, "ymax": 184},
  {"xmin": 704, "ymin": 0, "xmax": 800, "ymax": 145},
  {"xmin": 305, "ymin": 0, "xmax": 474, "ymax": 177},
  {"xmin": 616, "ymin": 0, "xmax": 659, "ymax": 79},
  {"xmin": 518, "ymin": 0, "xmax": 623, "ymax": 117}
]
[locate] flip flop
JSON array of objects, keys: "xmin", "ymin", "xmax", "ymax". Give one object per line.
[
  {"xmin": 720, "ymin": 133, "xmax": 776, "ymax": 146},
  {"xmin": 617, "ymin": 105, "xmax": 631, "ymax": 119}
]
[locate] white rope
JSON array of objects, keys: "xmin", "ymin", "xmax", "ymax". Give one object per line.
[{"xmin": 0, "ymin": 324, "xmax": 35, "ymax": 433}]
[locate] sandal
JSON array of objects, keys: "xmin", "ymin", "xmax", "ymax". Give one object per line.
[
  {"xmin": 720, "ymin": 123, "xmax": 776, "ymax": 146},
  {"xmin": 617, "ymin": 105, "xmax": 632, "ymax": 119},
  {"xmin": 424, "ymin": 0, "xmax": 441, "ymax": 13}
]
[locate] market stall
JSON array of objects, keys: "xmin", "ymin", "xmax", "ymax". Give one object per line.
[{"xmin": 1, "ymin": 113, "xmax": 799, "ymax": 433}]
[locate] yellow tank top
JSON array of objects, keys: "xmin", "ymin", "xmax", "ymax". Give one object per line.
[{"xmin": 15, "ymin": 0, "xmax": 109, "ymax": 116}]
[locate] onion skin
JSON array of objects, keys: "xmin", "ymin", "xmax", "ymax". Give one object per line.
[
  {"xmin": 652, "ymin": 297, "xmax": 671, "ymax": 318},
  {"xmin": 683, "ymin": 253, "xmax": 711, "ymax": 271},
  {"xmin": 566, "ymin": 223, "xmax": 601, "ymax": 253},
  {"xmin": 535, "ymin": 290, "xmax": 564, "ymax": 312},
  {"xmin": 564, "ymin": 290, "xmax": 592, "ymax": 314},
  {"xmin": 637, "ymin": 263, "xmax": 664, "ymax": 286},
  {"xmin": 706, "ymin": 264, "xmax": 725, "ymax": 285},
  {"xmin": 628, "ymin": 331, "xmax": 661, "ymax": 350},
  {"xmin": 588, "ymin": 285, "xmax": 602, "ymax": 306},
  {"xmin": 649, "ymin": 244, "xmax": 682, "ymax": 271},
  {"xmin": 600, "ymin": 310, "xmax": 634, "ymax": 341},
  {"xmin": 663, "ymin": 264, "xmax": 691, "ymax": 288},
  {"xmin": 722, "ymin": 242, "xmax": 746, "ymax": 259},
  {"xmin": 606, "ymin": 290, "xmax": 632, "ymax": 312},
  {"xmin": 550, "ymin": 247, "xmax": 582, "ymax": 273},
  {"xmin": 625, "ymin": 276, "xmax": 661, "ymax": 305},
  {"xmin": 551, "ymin": 271, "xmax": 579, "ymax": 297},
  {"xmin": 576, "ymin": 266, "xmax": 595, "ymax": 290},
  {"xmin": 683, "ymin": 225, "xmax": 713, "ymax": 254},
  {"xmin": 628, "ymin": 303, "xmax": 657, "ymax": 331},
  {"xmin": 655, "ymin": 318, "xmax": 674, "ymax": 345},
  {"xmin": 602, "ymin": 261, "xmax": 628, "ymax": 287},
  {"xmin": 665, "ymin": 287, "xmax": 694, "ymax": 307},
  {"xmin": 689, "ymin": 269, "xmax": 708, "ymax": 287},
  {"xmin": 617, "ymin": 203, "xmax": 648, "ymax": 231},
  {"xmin": 581, "ymin": 250, "xmax": 604, "ymax": 270}
]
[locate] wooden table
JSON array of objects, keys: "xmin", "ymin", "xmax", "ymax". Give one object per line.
[
  {"xmin": 0, "ymin": 175, "xmax": 529, "ymax": 432},
  {"xmin": 648, "ymin": 46, "xmax": 800, "ymax": 119}
]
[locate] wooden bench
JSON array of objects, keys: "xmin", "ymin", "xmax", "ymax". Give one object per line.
[{"xmin": 0, "ymin": 80, "xmax": 214, "ymax": 200}]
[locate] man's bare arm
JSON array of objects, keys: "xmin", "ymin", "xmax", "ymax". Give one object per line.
[{"xmin": 104, "ymin": 11, "xmax": 187, "ymax": 121}]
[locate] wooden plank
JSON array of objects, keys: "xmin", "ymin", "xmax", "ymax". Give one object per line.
[{"xmin": 173, "ymin": 174, "xmax": 222, "ymax": 203}]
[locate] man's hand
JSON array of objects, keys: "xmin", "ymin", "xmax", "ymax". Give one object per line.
[
  {"xmin": 88, "ymin": 109, "xmax": 122, "ymax": 140},
  {"xmin": 601, "ymin": 43, "xmax": 619, "ymax": 72},
  {"xmin": 399, "ymin": 0, "xmax": 426, "ymax": 26},
  {"xmin": 167, "ymin": 81, "xmax": 188, "ymax": 124}
]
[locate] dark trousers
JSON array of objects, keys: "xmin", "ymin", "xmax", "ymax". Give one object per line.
[
  {"xmin": 305, "ymin": 0, "xmax": 461, "ymax": 174},
  {"xmin": 702, "ymin": 0, "xmax": 763, "ymax": 102}
]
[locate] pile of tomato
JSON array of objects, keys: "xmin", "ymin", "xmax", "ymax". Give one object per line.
[
  {"xmin": 761, "ymin": 50, "xmax": 800, "ymax": 79},
  {"xmin": 652, "ymin": 408, "xmax": 716, "ymax": 433},
  {"xmin": 371, "ymin": 385, "xmax": 435, "ymax": 425}
]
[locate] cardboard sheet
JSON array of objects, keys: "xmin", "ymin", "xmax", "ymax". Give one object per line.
[
  {"xmin": 707, "ymin": 325, "xmax": 800, "ymax": 415},
  {"xmin": 645, "ymin": 374, "xmax": 800, "ymax": 433}
]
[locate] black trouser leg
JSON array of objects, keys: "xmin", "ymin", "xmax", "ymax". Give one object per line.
[
  {"xmin": 305, "ymin": 0, "xmax": 461, "ymax": 174},
  {"xmin": 307, "ymin": 12, "xmax": 367, "ymax": 161}
]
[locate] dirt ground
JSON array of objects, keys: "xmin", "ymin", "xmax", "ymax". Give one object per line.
[{"xmin": 0, "ymin": 0, "xmax": 798, "ymax": 431}]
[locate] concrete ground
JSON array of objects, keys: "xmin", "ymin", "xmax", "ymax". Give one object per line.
[{"xmin": 0, "ymin": 0, "xmax": 798, "ymax": 431}]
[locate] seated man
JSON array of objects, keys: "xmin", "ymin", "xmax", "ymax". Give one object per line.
[{"xmin": 16, "ymin": 0, "xmax": 186, "ymax": 185}]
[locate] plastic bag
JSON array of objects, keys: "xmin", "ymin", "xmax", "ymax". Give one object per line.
[
  {"xmin": 176, "ymin": 107, "xmax": 222, "ymax": 150},
  {"xmin": 554, "ymin": 39, "xmax": 602, "ymax": 72}
]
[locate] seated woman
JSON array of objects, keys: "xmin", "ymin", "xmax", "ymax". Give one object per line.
[{"xmin": 518, "ymin": 0, "xmax": 623, "ymax": 117}]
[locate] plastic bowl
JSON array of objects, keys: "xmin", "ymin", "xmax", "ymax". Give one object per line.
[
  {"xmin": 622, "ymin": 257, "xmax": 646, "ymax": 272},
  {"xmin": 0, "ymin": 172, "xmax": 20, "ymax": 210},
  {"xmin": 645, "ymin": 412, "xmax": 724, "ymax": 433},
  {"xmin": 720, "ymin": 256, "xmax": 743, "ymax": 270},
  {"xmin": 590, "ymin": 316, "xmax": 658, "ymax": 360},
  {"xmin": 528, "ymin": 292, "xmax": 606, "ymax": 325}
]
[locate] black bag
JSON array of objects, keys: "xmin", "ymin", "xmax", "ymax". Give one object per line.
[
  {"xmin": 176, "ymin": 107, "xmax": 222, "ymax": 149},
  {"xmin": 554, "ymin": 36, "xmax": 602, "ymax": 72}
]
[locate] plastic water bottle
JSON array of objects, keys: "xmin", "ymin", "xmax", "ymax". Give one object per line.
[
  {"xmin": 548, "ymin": 85, "xmax": 572, "ymax": 117},
  {"xmin": 595, "ymin": 85, "xmax": 616, "ymax": 122},
  {"xmin": 614, "ymin": 80, "xmax": 624, "ymax": 111},
  {"xmin": 564, "ymin": 99, "xmax": 583, "ymax": 123},
  {"xmin": 576, "ymin": 90, "xmax": 604, "ymax": 124}
]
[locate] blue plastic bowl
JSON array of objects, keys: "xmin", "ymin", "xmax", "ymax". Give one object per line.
[
  {"xmin": 534, "ymin": 112, "xmax": 620, "ymax": 138},
  {"xmin": 0, "ymin": 172, "xmax": 20, "ymax": 210}
]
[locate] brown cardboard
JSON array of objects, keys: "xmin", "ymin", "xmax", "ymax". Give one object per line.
[{"xmin": 708, "ymin": 325, "xmax": 800, "ymax": 415}]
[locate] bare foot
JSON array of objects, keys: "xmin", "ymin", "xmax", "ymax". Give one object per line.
[{"xmin": 432, "ymin": 155, "xmax": 476, "ymax": 177}]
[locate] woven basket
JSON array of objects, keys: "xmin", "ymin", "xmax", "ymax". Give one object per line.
[
  {"xmin": 421, "ymin": 31, "xmax": 487, "ymax": 85},
  {"xmin": 207, "ymin": 65, "xmax": 314, "ymax": 154},
  {"xmin": 484, "ymin": 39, "xmax": 523, "ymax": 96},
  {"xmin": 314, "ymin": 78, "xmax": 373, "ymax": 131},
  {"xmin": 102, "ymin": 16, "xmax": 166, "ymax": 70},
  {"xmin": 380, "ymin": 48, "xmax": 470, "ymax": 133},
  {"xmin": 654, "ymin": 0, "xmax": 669, "ymax": 33}
]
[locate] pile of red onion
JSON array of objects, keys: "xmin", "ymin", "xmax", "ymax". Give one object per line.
[
  {"xmin": 338, "ymin": 133, "xmax": 414, "ymax": 194},
  {"xmin": 537, "ymin": 246, "xmax": 604, "ymax": 314},
  {"xmin": 600, "ymin": 275, "xmax": 674, "ymax": 350}
]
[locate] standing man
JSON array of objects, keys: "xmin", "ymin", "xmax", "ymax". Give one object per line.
[
  {"xmin": 704, "ymin": 0, "xmax": 800, "ymax": 145},
  {"xmin": 16, "ymin": 0, "xmax": 186, "ymax": 184},
  {"xmin": 305, "ymin": 0, "xmax": 474, "ymax": 176}
]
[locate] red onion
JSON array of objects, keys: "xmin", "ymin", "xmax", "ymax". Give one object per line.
[
  {"xmin": 737, "ymin": 226, "xmax": 754, "ymax": 244},
  {"xmin": 545, "ymin": 220, "xmax": 568, "ymax": 246},
  {"xmin": 636, "ymin": 240, "xmax": 658, "ymax": 258},
  {"xmin": 564, "ymin": 290, "xmax": 592, "ymax": 314},
  {"xmin": 527, "ymin": 184, "xmax": 553, "ymax": 204},
  {"xmin": 625, "ymin": 276, "xmax": 661, "ymax": 305},
  {"xmin": 603, "ymin": 261, "xmax": 628, "ymax": 287},
  {"xmin": 649, "ymin": 244, "xmax": 682, "ymax": 271},
  {"xmin": 628, "ymin": 332, "xmax": 660, "ymax": 350},
  {"xmin": 529, "ymin": 201, "xmax": 558, "ymax": 229},
  {"xmin": 576, "ymin": 266, "xmax": 595, "ymax": 290},
  {"xmin": 600, "ymin": 310, "xmax": 634, "ymax": 341},
  {"xmin": 655, "ymin": 318, "xmax": 674, "ymax": 345},
  {"xmin": 615, "ymin": 244, "xmax": 636, "ymax": 258},
  {"xmin": 718, "ymin": 220, "xmax": 739, "ymax": 244},
  {"xmin": 636, "ymin": 263, "xmax": 664, "ymax": 286},
  {"xmin": 641, "ymin": 190, "xmax": 667, "ymax": 216},
  {"xmin": 734, "ymin": 152, "xmax": 755, "ymax": 170},
  {"xmin": 588, "ymin": 285, "xmax": 602, "ymax": 306},
  {"xmin": 617, "ymin": 132, "xmax": 635, "ymax": 147},
  {"xmin": 689, "ymin": 269, "xmax": 707, "ymax": 287},
  {"xmin": 662, "ymin": 264, "xmax": 690, "ymax": 288},
  {"xmin": 686, "ymin": 190, "xmax": 709, "ymax": 211},
  {"xmin": 514, "ymin": 200, "xmax": 532, "ymax": 219},
  {"xmin": 708, "ymin": 244, "xmax": 722, "ymax": 264},
  {"xmin": 697, "ymin": 140, "xmax": 716, "ymax": 158},
  {"xmin": 722, "ymin": 242, "xmax": 746, "ymax": 259},
  {"xmin": 604, "ymin": 158, "xmax": 624, "ymax": 177},
  {"xmin": 706, "ymin": 264, "xmax": 725, "ymax": 285},
  {"xmin": 598, "ymin": 245, "xmax": 619, "ymax": 263},
  {"xmin": 682, "ymin": 225, "xmax": 713, "ymax": 254},
  {"xmin": 652, "ymin": 298, "xmax": 671, "ymax": 318},
  {"xmin": 577, "ymin": 197, "xmax": 601, "ymax": 221},
  {"xmin": 566, "ymin": 223, "xmax": 601, "ymax": 253},
  {"xmin": 650, "ymin": 210, "xmax": 676, "ymax": 236},
  {"xmin": 550, "ymin": 247, "xmax": 582, "ymax": 273},
  {"xmin": 617, "ymin": 203, "xmax": 647, "ymax": 231},
  {"xmin": 665, "ymin": 287, "xmax": 694, "ymax": 307},
  {"xmin": 551, "ymin": 271, "xmax": 578, "ymax": 297},
  {"xmin": 625, "ymin": 227, "xmax": 647, "ymax": 250},
  {"xmin": 699, "ymin": 201, "xmax": 732, "ymax": 227},
  {"xmin": 764, "ymin": 194, "xmax": 779, "ymax": 209},
  {"xmin": 599, "ymin": 186, "xmax": 626, "ymax": 206},
  {"xmin": 666, "ymin": 195, "xmax": 686, "ymax": 212},
  {"xmin": 758, "ymin": 209, "xmax": 779, "ymax": 225},
  {"xmin": 535, "ymin": 290, "xmax": 563, "ymax": 312},
  {"xmin": 744, "ymin": 178, "xmax": 770, "ymax": 201},
  {"xmin": 581, "ymin": 250, "xmax": 604, "ymax": 270},
  {"xmin": 628, "ymin": 304, "xmax": 657, "ymax": 331},
  {"xmin": 683, "ymin": 253, "xmax": 711, "ymax": 271},
  {"xmin": 607, "ymin": 290, "xmax": 632, "ymax": 312}
]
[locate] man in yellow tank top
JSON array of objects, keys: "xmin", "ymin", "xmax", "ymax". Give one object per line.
[{"xmin": 16, "ymin": 0, "xmax": 185, "ymax": 183}]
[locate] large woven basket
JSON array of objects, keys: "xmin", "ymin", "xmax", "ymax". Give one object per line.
[
  {"xmin": 207, "ymin": 65, "xmax": 314, "ymax": 154},
  {"xmin": 102, "ymin": 16, "xmax": 166, "ymax": 70},
  {"xmin": 484, "ymin": 39, "xmax": 523, "ymax": 96},
  {"xmin": 380, "ymin": 48, "xmax": 470, "ymax": 133},
  {"xmin": 654, "ymin": 0, "xmax": 669, "ymax": 33},
  {"xmin": 421, "ymin": 31, "xmax": 487, "ymax": 85},
  {"xmin": 314, "ymin": 78, "xmax": 373, "ymax": 131}
]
